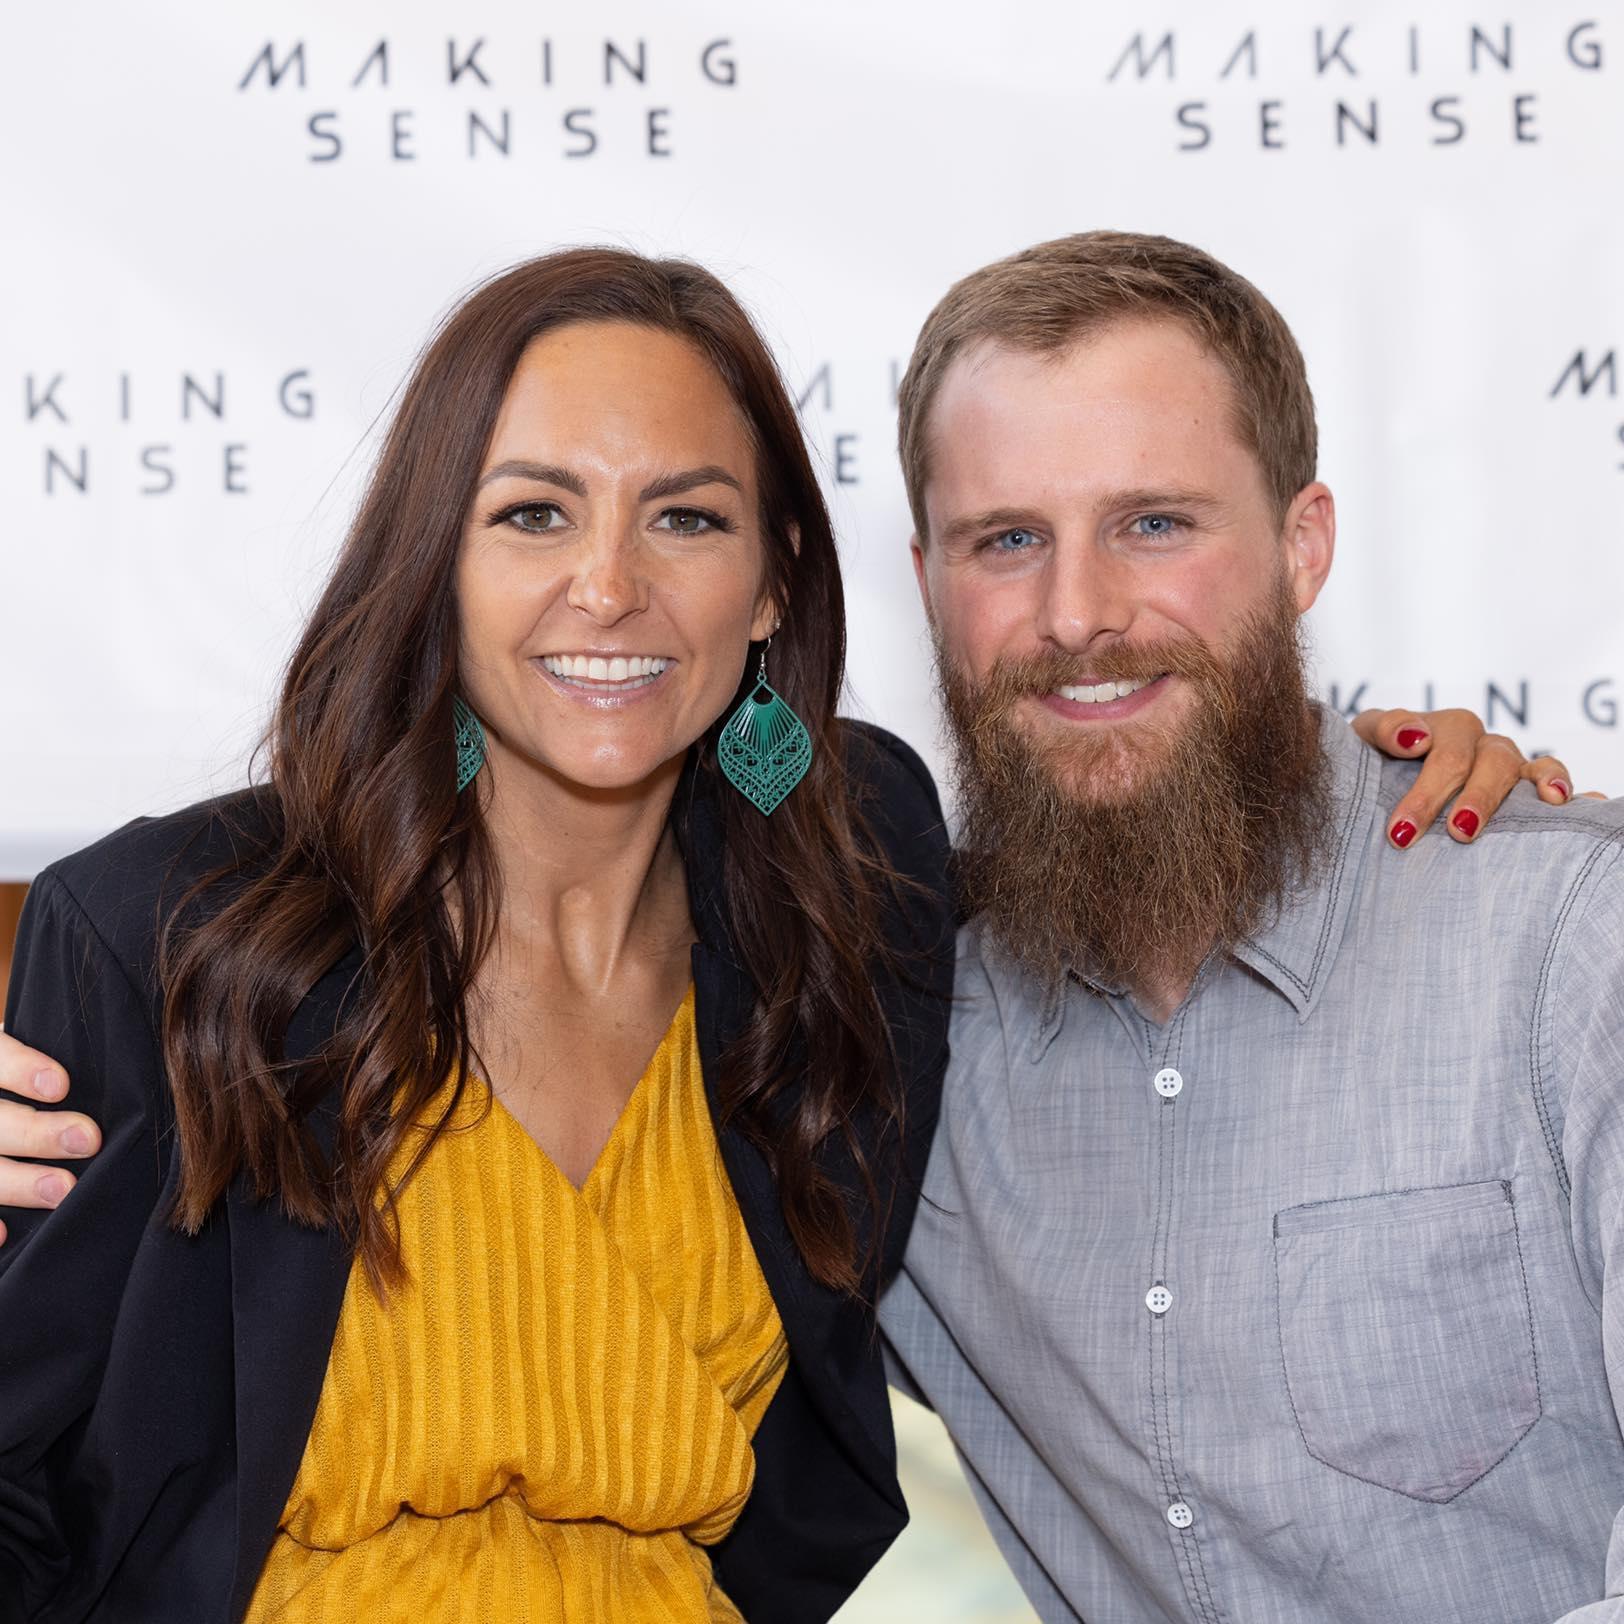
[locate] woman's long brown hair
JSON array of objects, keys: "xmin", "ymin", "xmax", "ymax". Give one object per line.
[{"xmin": 157, "ymin": 250, "xmax": 909, "ymax": 1294}]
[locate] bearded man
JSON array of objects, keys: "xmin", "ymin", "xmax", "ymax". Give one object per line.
[{"xmin": 878, "ymin": 232, "xmax": 1624, "ymax": 1623}]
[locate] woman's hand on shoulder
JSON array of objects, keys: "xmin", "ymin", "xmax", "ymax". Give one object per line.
[
  {"xmin": 1353, "ymin": 706, "xmax": 1599, "ymax": 851},
  {"xmin": 0, "ymin": 1026, "xmax": 100, "ymax": 1244}
]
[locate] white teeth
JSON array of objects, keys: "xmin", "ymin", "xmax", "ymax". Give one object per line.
[
  {"xmin": 1055, "ymin": 677, "xmax": 1150, "ymax": 704},
  {"xmin": 539, "ymin": 654, "xmax": 672, "ymax": 687}
]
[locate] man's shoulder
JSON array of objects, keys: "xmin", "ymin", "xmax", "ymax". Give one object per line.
[
  {"xmin": 1366, "ymin": 737, "xmax": 1624, "ymax": 877},
  {"xmin": 1360, "ymin": 754, "xmax": 1624, "ymax": 963},
  {"xmin": 30, "ymin": 788, "xmax": 280, "ymax": 970}
]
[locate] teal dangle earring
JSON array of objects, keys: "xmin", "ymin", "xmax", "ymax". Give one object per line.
[
  {"xmin": 717, "ymin": 634, "xmax": 813, "ymax": 815},
  {"xmin": 453, "ymin": 696, "xmax": 487, "ymax": 792}
]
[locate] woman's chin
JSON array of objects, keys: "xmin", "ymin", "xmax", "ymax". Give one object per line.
[{"xmin": 491, "ymin": 742, "xmax": 692, "ymax": 802}]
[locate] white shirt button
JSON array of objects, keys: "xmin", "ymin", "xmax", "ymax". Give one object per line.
[
  {"xmin": 1154, "ymin": 1067, "xmax": 1184, "ymax": 1098},
  {"xmin": 1167, "ymin": 1501, "xmax": 1194, "ymax": 1529},
  {"xmin": 1146, "ymin": 1285, "xmax": 1173, "ymax": 1315}
]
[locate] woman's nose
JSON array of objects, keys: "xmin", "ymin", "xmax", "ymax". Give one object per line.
[{"xmin": 566, "ymin": 532, "xmax": 649, "ymax": 624}]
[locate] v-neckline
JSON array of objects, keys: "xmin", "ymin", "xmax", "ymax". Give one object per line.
[{"xmin": 488, "ymin": 982, "xmax": 696, "ymax": 1197}]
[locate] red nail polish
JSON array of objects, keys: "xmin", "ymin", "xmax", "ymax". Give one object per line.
[
  {"xmin": 1551, "ymin": 780, "xmax": 1571, "ymax": 802},
  {"xmin": 1396, "ymin": 728, "xmax": 1428, "ymax": 751},
  {"xmin": 1390, "ymin": 820, "xmax": 1417, "ymax": 849},
  {"xmin": 1452, "ymin": 809, "xmax": 1480, "ymax": 839}
]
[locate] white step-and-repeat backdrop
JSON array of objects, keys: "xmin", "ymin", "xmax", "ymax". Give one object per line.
[{"xmin": 4, "ymin": 1, "xmax": 1622, "ymax": 878}]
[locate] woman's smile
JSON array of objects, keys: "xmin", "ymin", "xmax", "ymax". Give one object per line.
[{"xmin": 533, "ymin": 651, "xmax": 677, "ymax": 705}]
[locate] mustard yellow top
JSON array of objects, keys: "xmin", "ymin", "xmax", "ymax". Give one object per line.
[{"xmin": 246, "ymin": 986, "xmax": 788, "ymax": 1623}]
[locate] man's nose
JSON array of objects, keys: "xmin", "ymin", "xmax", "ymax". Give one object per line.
[
  {"xmin": 566, "ymin": 527, "xmax": 649, "ymax": 624},
  {"xmin": 1035, "ymin": 537, "xmax": 1135, "ymax": 652}
]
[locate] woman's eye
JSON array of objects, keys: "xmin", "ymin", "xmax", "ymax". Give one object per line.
[
  {"xmin": 1132, "ymin": 514, "xmax": 1181, "ymax": 538},
  {"xmin": 656, "ymin": 508, "xmax": 720, "ymax": 536},
  {"xmin": 505, "ymin": 503, "xmax": 561, "ymax": 533},
  {"xmin": 990, "ymin": 528, "xmax": 1041, "ymax": 553}
]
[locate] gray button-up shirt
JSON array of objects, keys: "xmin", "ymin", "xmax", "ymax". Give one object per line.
[{"xmin": 880, "ymin": 711, "xmax": 1624, "ymax": 1623}]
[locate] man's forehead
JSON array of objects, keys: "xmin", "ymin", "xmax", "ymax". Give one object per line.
[
  {"xmin": 933, "ymin": 318, "xmax": 1232, "ymax": 434},
  {"xmin": 922, "ymin": 319, "xmax": 1251, "ymax": 511}
]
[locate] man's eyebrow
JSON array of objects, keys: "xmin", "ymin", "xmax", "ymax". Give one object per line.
[
  {"xmin": 638, "ymin": 465, "xmax": 743, "ymax": 502},
  {"xmin": 476, "ymin": 460, "xmax": 587, "ymax": 495},
  {"xmin": 937, "ymin": 507, "xmax": 1047, "ymax": 549},
  {"xmin": 1101, "ymin": 486, "xmax": 1223, "ymax": 515}
]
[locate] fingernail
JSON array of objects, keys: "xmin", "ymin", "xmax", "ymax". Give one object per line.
[
  {"xmin": 1390, "ymin": 820, "xmax": 1417, "ymax": 849},
  {"xmin": 1452, "ymin": 809, "xmax": 1481, "ymax": 839},
  {"xmin": 1396, "ymin": 728, "xmax": 1429, "ymax": 750},
  {"xmin": 35, "ymin": 1173, "xmax": 69, "ymax": 1207},
  {"xmin": 60, "ymin": 1126, "xmax": 93, "ymax": 1155},
  {"xmin": 1551, "ymin": 780, "xmax": 1571, "ymax": 802},
  {"xmin": 33, "ymin": 1070, "xmax": 65, "ymax": 1101}
]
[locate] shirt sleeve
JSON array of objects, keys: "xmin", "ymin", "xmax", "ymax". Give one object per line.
[
  {"xmin": 1551, "ymin": 841, "xmax": 1624, "ymax": 1623},
  {"xmin": 0, "ymin": 871, "xmax": 170, "ymax": 1621}
]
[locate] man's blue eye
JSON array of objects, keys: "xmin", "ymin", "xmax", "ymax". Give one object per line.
[
  {"xmin": 1134, "ymin": 514, "xmax": 1179, "ymax": 537},
  {"xmin": 992, "ymin": 529, "xmax": 1040, "ymax": 552}
]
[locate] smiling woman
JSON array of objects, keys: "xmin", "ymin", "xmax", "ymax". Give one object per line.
[{"xmin": 0, "ymin": 250, "xmax": 956, "ymax": 1624}]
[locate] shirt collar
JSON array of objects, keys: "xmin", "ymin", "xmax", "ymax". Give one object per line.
[{"xmin": 1230, "ymin": 705, "xmax": 1381, "ymax": 1022}]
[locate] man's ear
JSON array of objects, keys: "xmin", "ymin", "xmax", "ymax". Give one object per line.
[
  {"xmin": 1283, "ymin": 484, "xmax": 1335, "ymax": 613},
  {"xmin": 910, "ymin": 535, "xmax": 933, "ymax": 620}
]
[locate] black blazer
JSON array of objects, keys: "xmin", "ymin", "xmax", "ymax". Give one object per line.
[{"xmin": 0, "ymin": 722, "xmax": 953, "ymax": 1624}]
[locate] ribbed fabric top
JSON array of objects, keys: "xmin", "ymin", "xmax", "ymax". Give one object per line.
[{"xmin": 245, "ymin": 986, "xmax": 788, "ymax": 1623}]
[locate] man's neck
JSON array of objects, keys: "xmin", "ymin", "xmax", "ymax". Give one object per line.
[{"xmin": 1126, "ymin": 944, "xmax": 1214, "ymax": 1026}]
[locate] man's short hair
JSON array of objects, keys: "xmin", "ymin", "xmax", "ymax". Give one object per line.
[{"xmin": 897, "ymin": 230, "xmax": 1318, "ymax": 537}]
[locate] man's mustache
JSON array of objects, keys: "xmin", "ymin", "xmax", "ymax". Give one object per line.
[{"xmin": 964, "ymin": 638, "xmax": 1225, "ymax": 712}]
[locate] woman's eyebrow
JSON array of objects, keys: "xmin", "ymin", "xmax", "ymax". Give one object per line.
[
  {"xmin": 476, "ymin": 460, "xmax": 587, "ymax": 495},
  {"xmin": 473, "ymin": 462, "xmax": 743, "ymax": 501},
  {"xmin": 638, "ymin": 466, "xmax": 743, "ymax": 502}
]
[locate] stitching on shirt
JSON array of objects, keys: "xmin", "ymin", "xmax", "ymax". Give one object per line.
[
  {"xmin": 1271, "ymin": 1179, "xmax": 1544, "ymax": 1506},
  {"xmin": 1146, "ymin": 1029, "xmax": 1183, "ymax": 1592},
  {"xmin": 1272, "ymin": 1179, "xmax": 1511, "ymax": 1228},
  {"xmin": 1169, "ymin": 1066, "xmax": 1225, "ymax": 1624},
  {"xmin": 1528, "ymin": 835, "xmax": 1624, "ymax": 1202},
  {"xmin": 1246, "ymin": 743, "xmax": 1372, "ymax": 1006},
  {"xmin": 1143, "ymin": 1008, "xmax": 1227, "ymax": 1624},
  {"xmin": 1151, "ymin": 1176, "xmax": 1211, "ymax": 1619},
  {"xmin": 1307, "ymin": 745, "xmax": 1372, "ymax": 989}
]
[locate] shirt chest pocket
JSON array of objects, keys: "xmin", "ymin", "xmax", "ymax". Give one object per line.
[{"xmin": 1272, "ymin": 1180, "xmax": 1542, "ymax": 1504}]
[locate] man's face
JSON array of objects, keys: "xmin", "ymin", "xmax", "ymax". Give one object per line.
[{"xmin": 913, "ymin": 317, "xmax": 1334, "ymax": 799}]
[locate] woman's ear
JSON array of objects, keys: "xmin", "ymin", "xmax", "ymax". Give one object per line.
[
  {"xmin": 751, "ymin": 521, "xmax": 797, "ymax": 639},
  {"xmin": 750, "ymin": 597, "xmax": 781, "ymax": 641}
]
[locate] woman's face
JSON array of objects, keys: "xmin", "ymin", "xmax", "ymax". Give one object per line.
[{"xmin": 456, "ymin": 320, "xmax": 778, "ymax": 797}]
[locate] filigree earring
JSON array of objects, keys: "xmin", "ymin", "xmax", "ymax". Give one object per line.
[
  {"xmin": 717, "ymin": 635, "xmax": 813, "ymax": 815},
  {"xmin": 453, "ymin": 697, "xmax": 487, "ymax": 792}
]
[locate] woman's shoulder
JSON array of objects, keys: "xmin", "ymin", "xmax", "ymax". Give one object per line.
[
  {"xmin": 30, "ymin": 788, "xmax": 280, "ymax": 972},
  {"xmin": 836, "ymin": 719, "xmax": 942, "ymax": 813},
  {"xmin": 833, "ymin": 719, "xmax": 956, "ymax": 976},
  {"xmin": 834, "ymin": 720, "xmax": 949, "ymax": 876}
]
